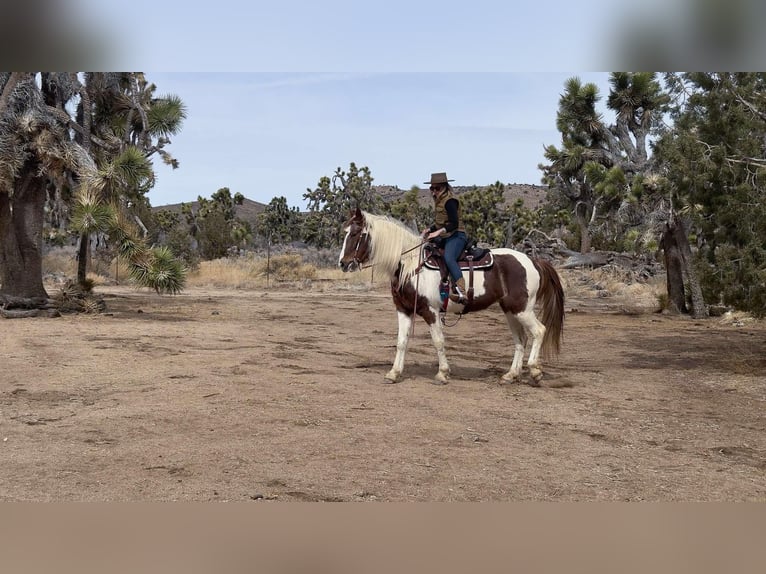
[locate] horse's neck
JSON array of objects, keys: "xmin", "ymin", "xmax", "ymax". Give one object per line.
[{"xmin": 369, "ymin": 218, "xmax": 420, "ymax": 280}]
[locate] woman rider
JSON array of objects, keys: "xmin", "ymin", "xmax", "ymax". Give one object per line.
[{"xmin": 421, "ymin": 172, "xmax": 468, "ymax": 304}]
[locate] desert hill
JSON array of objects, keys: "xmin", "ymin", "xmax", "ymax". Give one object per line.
[
  {"xmin": 373, "ymin": 182, "xmax": 547, "ymax": 210},
  {"xmin": 151, "ymin": 183, "xmax": 548, "ymax": 228},
  {"xmin": 152, "ymin": 197, "xmax": 268, "ymax": 228}
]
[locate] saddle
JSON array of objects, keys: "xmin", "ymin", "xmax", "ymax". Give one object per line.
[
  {"xmin": 422, "ymin": 241, "xmax": 493, "ymax": 272},
  {"xmin": 422, "ymin": 240, "xmax": 494, "ymax": 307}
]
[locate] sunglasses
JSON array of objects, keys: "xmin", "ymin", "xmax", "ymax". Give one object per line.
[{"xmin": 429, "ymin": 185, "xmax": 443, "ymax": 192}]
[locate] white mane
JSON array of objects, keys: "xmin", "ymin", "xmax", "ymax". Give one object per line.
[{"xmin": 362, "ymin": 212, "xmax": 422, "ymax": 285}]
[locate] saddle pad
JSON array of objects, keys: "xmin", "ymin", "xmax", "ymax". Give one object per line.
[{"xmin": 423, "ymin": 251, "xmax": 494, "ymax": 271}]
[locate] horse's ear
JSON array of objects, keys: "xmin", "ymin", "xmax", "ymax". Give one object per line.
[{"xmin": 354, "ymin": 207, "xmax": 363, "ymax": 221}]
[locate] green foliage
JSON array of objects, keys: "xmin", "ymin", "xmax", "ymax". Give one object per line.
[
  {"xmin": 100, "ymin": 146, "xmax": 156, "ymax": 200},
  {"xmin": 384, "ymin": 185, "xmax": 433, "ymax": 232},
  {"xmin": 0, "ymin": 73, "xmax": 188, "ymax": 300},
  {"xmin": 460, "ymin": 181, "xmax": 539, "ymax": 246},
  {"xmin": 129, "ymin": 246, "xmax": 187, "ymax": 295},
  {"xmin": 540, "ymin": 73, "xmax": 667, "ymax": 253},
  {"xmin": 70, "ymin": 199, "xmax": 114, "ymax": 236},
  {"xmin": 153, "ymin": 209, "xmax": 181, "ymax": 234},
  {"xmin": 146, "ymin": 94, "xmax": 186, "ymax": 138},
  {"xmin": 183, "ymin": 187, "xmax": 248, "ymax": 259},
  {"xmin": 148, "ymin": 208, "xmax": 199, "ymax": 269},
  {"xmin": 164, "ymin": 226, "xmax": 200, "ymax": 271},
  {"xmin": 654, "ymin": 72, "xmax": 766, "ymax": 317},
  {"xmin": 460, "ymin": 182, "xmax": 511, "ymax": 246},
  {"xmin": 302, "ymin": 163, "xmax": 383, "ymax": 247},
  {"xmin": 259, "ymin": 196, "xmax": 302, "ymax": 244}
]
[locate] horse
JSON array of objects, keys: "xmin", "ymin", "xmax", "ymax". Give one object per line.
[{"xmin": 338, "ymin": 208, "xmax": 565, "ymax": 385}]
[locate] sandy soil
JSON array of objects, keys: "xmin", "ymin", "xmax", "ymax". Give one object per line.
[{"xmin": 1, "ymin": 280, "xmax": 764, "ymax": 501}]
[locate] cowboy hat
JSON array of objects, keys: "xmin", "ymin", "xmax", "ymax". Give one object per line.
[{"xmin": 424, "ymin": 172, "xmax": 454, "ymax": 185}]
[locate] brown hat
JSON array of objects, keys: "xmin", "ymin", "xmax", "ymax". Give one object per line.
[{"xmin": 424, "ymin": 172, "xmax": 454, "ymax": 186}]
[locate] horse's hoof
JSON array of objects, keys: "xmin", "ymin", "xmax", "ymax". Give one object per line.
[
  {"xmin": 384, "ymin": 371, "xmax": 400, "ymax": 384},
  {"xmin": 432, "ymin": 373, "xmax": 449, "ymax": 385},
  {"xmin": 501, "ymin": 373, "xmax": 521, "ymax": 384}
]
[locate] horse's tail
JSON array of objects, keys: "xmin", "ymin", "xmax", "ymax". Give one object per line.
[{"xmin": 533, "ymin": 258, "xmax": 565, "ymax": 359}]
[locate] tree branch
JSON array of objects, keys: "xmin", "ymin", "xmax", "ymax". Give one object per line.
[{"xmin": 731, "ymin": 88, "xmax": 766, "ymax": 123}]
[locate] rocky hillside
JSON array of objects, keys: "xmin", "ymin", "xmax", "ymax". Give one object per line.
[
  {"xmin": 152, "ymin": 197, "xmax": 267, "ymax": 228},
  {"xmin": 374, "ymin": 183, "xmax": 548, "ymax": 210},
  {"xmin": 152, "ymin": 183, "xmax": 549, "ymax": 228}
]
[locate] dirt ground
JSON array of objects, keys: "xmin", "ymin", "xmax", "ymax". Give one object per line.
[{"xmin": 1, "ymin": 278, "xmax": 765, "ymax": 501}]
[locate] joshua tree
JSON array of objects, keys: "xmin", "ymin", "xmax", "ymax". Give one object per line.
[{"xmin": 0, "ymin": 72, "xmax": 187, "ymax": 308}]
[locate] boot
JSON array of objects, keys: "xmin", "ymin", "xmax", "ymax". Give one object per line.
[{"xmin": 449, "ymin": 277, "xmax": 467, "ymax": 304}]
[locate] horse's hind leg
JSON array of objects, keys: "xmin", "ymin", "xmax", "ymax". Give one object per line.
[
  {"xmin": 516, "ymin": 310, "xmax": 546, "ymax": 383},
  {"xmin": 501, "ymin": 312, "xmax": 527, "ymax": 383},
  {"xmin": 385, "ymin": 311, "xmax": 413, "ymax": 383}
]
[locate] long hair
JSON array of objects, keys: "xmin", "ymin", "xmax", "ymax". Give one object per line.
[{"xmin": 362, "ymin": 212, "xmax": 422, "ymax": 285}]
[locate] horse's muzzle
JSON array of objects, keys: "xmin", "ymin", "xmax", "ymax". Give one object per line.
[{"xmin": 339, "ymin": 260, "xmax": 359, "ymax": 272}]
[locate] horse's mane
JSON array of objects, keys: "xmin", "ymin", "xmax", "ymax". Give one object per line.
[{"xmin": 362, "ymin": 211, "xmax": 421, "ymax": 285}]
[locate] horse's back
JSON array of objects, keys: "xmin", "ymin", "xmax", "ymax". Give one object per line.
[{"xmin": 489, "ymin": 248, "xmax": 541, "ymax": 283}]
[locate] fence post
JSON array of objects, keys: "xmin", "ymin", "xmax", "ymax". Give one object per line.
[{"xmin": 267, "ymin": 234, "xmax": 271, "ymax": 289}]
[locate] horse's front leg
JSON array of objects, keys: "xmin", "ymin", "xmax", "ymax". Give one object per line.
[
  {"xmin": 426, "ymin": 307, "xmax": 450, "ymax": 385},
  {"xmin": 385, "ymin": 310, "xmax": 412, "ymax": 383}
]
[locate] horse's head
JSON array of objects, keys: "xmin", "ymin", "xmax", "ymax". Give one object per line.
[{"xmin": 338, "ymin": 208, "xmax": 371, "ymax": 272}]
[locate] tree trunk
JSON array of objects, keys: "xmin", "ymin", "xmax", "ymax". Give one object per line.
[
  {"xmin": 574, "ymin": 209, "xmax": 592, "ymax": 254},
  {"xmin": 660, "ymin": 225, "xmax": 687, "ymax": 314},
  {"xmin": 77, "ymin": 232, "xmax": 89, "ymax": 287},
  {"xmin": 0, "ymin": 167, "xmax": 49, "ymax": 300},
  {"xmin": 673, "ymin": 216, "xmax": 708, "ymax": 318},
  {"xmin": 660, "ymin": 215, "xmax": 708, "ymax": 318}
]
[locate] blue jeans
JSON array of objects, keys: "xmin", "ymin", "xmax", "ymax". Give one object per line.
[{"xmin": 443, "ymin": 231, "xmax": 467, "ymax": 283}]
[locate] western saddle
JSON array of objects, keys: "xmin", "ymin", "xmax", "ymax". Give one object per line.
[{"xmin": 422, "ymin": 240, "xmax": 494, "ymax": 306}]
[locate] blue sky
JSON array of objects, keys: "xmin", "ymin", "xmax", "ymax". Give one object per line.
[
  {"xmin": 72, "ymin": 1, "xmax": 634, "ymax": 208},
  {"xmin": 75, "ymin": 0, "xmax": 756, "ymax": 210},
  {"xmin": 95, "ymin": 1, "xmax": 616, "ymax": 72},
  {"xmin": 145, "ymin": 72, "xmax": 614, "ymax": 209}
]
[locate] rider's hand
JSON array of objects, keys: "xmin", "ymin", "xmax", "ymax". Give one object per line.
[{"xmin": 427, "ymin": 228, "xmax": 444, "ymax": 240}]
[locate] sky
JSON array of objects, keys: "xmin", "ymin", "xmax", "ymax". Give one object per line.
[
  {"xmin": 145, "ymin": 72, "xmax": 614, "ymax": 209},
  {"xmin": 31, "ymin": 0, "xmax": 756, "ymax": 210}
]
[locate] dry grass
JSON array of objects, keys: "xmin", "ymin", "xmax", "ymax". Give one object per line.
[
  {"xmin": 44, "ymin": 247, "xmax": 665, "ymax": 302},
  {"xmin": 42, "ymin": 248, "xmax": 77, "ymax": 277},
  {"xmin": 186, "ymin": 254, "xmax": 376, "ymax": 290},
  {"xmin": 43, "ymin": 248, "xmax": 126, "ymax": 288},
  {"xmin": 43, "ymin": 248, "xmax": 380, "ymax": 292},
  {"xmin": 559, "ymin": 266, "xmax": 665, "ymax": 313},
  {"xmin": 52, "ymin": 248, "xmax": 760, "ymax": 323},
  {"xmin": 718, "ymin": 310, "xmax": 758, "ymax": 327}
]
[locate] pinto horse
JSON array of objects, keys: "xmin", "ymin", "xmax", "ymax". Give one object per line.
[{"xmin": 338, "ymin": 208, "xmax": 564, "ymax": 385}]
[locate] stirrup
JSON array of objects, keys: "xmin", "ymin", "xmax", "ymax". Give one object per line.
[{"xmin": 449, "ymin": 290, "xmax": 466, "ymax": 305}]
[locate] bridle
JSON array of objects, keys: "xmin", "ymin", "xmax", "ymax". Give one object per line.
[{"xmin": 348, "ymin": 229, "xmax": 371, "ymax": 270}]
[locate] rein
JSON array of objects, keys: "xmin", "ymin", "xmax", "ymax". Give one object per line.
[
  {"xmin": 356, "ymin": 238, "xmax": 428, "ymax": 271},
  {"xmin": 350, "ymin": 230, "xmax": 463, "ymax": 333},
  {"xmin": 401, "ymin": 240, "xmax": 428, "ymax": 256},
  {"xmin": 411, "ymin": 245, "xmax": 423, "ymax": 336}
]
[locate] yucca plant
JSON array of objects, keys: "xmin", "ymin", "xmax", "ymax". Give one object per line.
[{"xmin": 129, "ymin": 246, "xmax": 187, "ymax": 295}]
